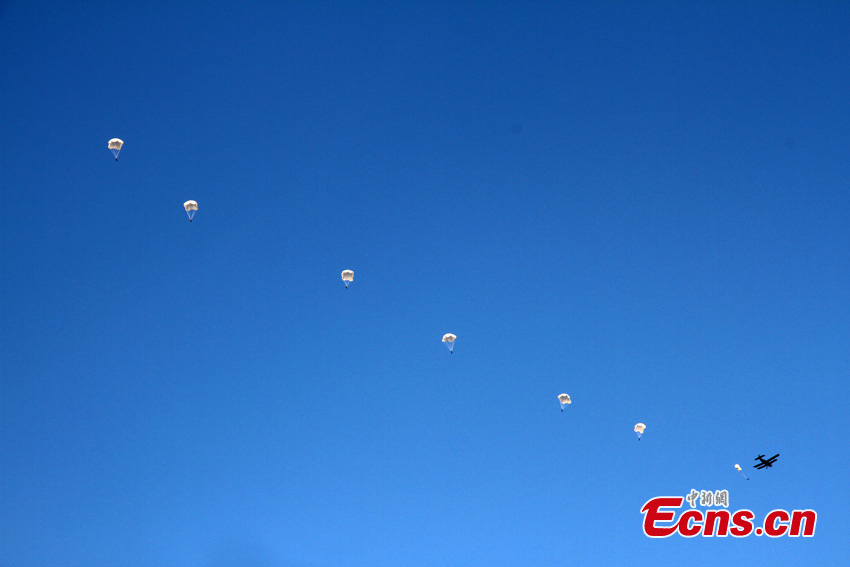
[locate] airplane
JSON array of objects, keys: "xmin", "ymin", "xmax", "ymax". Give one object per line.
[{"xmin": 753, "ymin": 454, "xmax": 780, "ymax": 469}]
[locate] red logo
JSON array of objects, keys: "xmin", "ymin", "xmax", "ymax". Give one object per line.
[{"xmin": 641, "ymin": 495, "xmax": 816, "ymax": 537}]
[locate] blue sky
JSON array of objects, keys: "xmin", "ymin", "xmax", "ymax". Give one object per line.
[{"xmin": 2, "ymin": 1, "xmax": 849, "ymax": 565}]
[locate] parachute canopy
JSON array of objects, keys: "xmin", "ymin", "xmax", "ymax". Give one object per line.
[
  {"xmin": 557, "ymin": 393, "xmax": 571, "ymax": 411},
  {"xmin": 735, "ymin": 464, "xmax": 742, "ymax": 472},
  {"xmin": 108, "ymin": 138, "xmax": 123, "ymax": 160},
  {"xmin": 341, "ymin": 270, "xmax": 354, "ymax": 288},
  {"xmin": 183, "ymin": 200, "xmax": 198, "ymax": 221},
  {"xmin": 634, "ymin": 423, "xmax": 646, "ymax": 440},
  {"xmin": 442, "ymin": 333, "xmax": 456, "ymax": 353}
]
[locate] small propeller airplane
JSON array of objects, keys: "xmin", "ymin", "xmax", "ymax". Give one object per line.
[{"xmin": 753, "ymin": 454, "xmax": 780, "ymax": 469}]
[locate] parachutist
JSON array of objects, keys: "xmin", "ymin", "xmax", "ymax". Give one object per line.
[
  {"xmin": 108, "ymin": 138, "xmax": 123, "ymax": 160},
  {"xmin": 184, "ymin": 200, "xmax": 198, "ymax": 221}
]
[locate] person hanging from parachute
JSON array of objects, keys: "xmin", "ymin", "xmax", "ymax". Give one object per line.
[
  {"xmin": 183, "ymin": 200, "xmax": 198, "ymax": 222},
  {"xmin": 634, "ymin": 423, "xmax": 646, "ymax": 441},
  {"xmin": 108, "ymin": 138, "xmax": 123, "ymax": 161},
  {"xmin": 557, "ymin": 393, "xmax": 571, "ymax": 412},
  {"xmin": 341, "ymin": 270, "xmax": 354, "ymax": 289},
  {"xmin": 735, "ymin": 464, "xmax": 749, "ymax": 480},
  {"xmin": 442, "ymin": 333, "xmax": 456, "ymax": 353}
]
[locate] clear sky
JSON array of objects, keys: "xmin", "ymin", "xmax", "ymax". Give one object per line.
[{"xmin": 2, "ymin": 1, "xmax": 849, "ymax": 565}]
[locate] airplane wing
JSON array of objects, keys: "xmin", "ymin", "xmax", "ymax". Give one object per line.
[
  {"xmin": 754, "ymin": 463, "xmax": 768, "ymax": 469},
  {"xmin": 764, "ymin": 454, "xmax": 779, "ymax": 464}
]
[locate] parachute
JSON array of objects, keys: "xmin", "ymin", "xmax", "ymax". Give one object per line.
[
  {"xmin": 442, "ymin": 333, "xmax": 456, "ymax": 353},
  {"xmin": 183, "ymin": 200, "xmax": 198, "ymax": 222},
  {"xmin": 557, "ymin": 393, "xmax": 571, "ymax": 412},
  {"xmin": 108, "ymin": 138, "xmax": 123, "ymax": 161},
  {"xmin": 341, "ymin": 270, "xmax": 354, "ymax": 289},
  {"xmin": 735, "ymin": 464, "xmax": 749, "ymax": 480},
  {"xmin": 634, "ymin": 423, "xmax": 646, "ymax": 440}
]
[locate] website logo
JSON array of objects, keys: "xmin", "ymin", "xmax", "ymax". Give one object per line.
[{"xmin": 641, "ymin": 490, "xmax": 816, "ymax": 537}]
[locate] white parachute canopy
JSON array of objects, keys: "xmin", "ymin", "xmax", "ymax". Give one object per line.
[
  {"xmin": 108, "ymin": 138, "xmax": 123, "ymax": 160},
  {"xmin": 735, "ymin": 463, "xmax": 749, "ymax": 480},
  {"xmin": 634, "ymin": 423, "xmax": 646, "ymax": 440},
  {"xmin": 341, "ymin": 270, "xmax": 354, "ymax": 289},
  {"xmin": 557, "ymin": 393, "xmax": 571, "ymax": 411},
  {"xmin": 442, "ymin": 333, "xmax": 456, "ymax": 353},
  {"xmin": 183, "ymin": 200, "xmax": 198, "ymax": 222}
]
